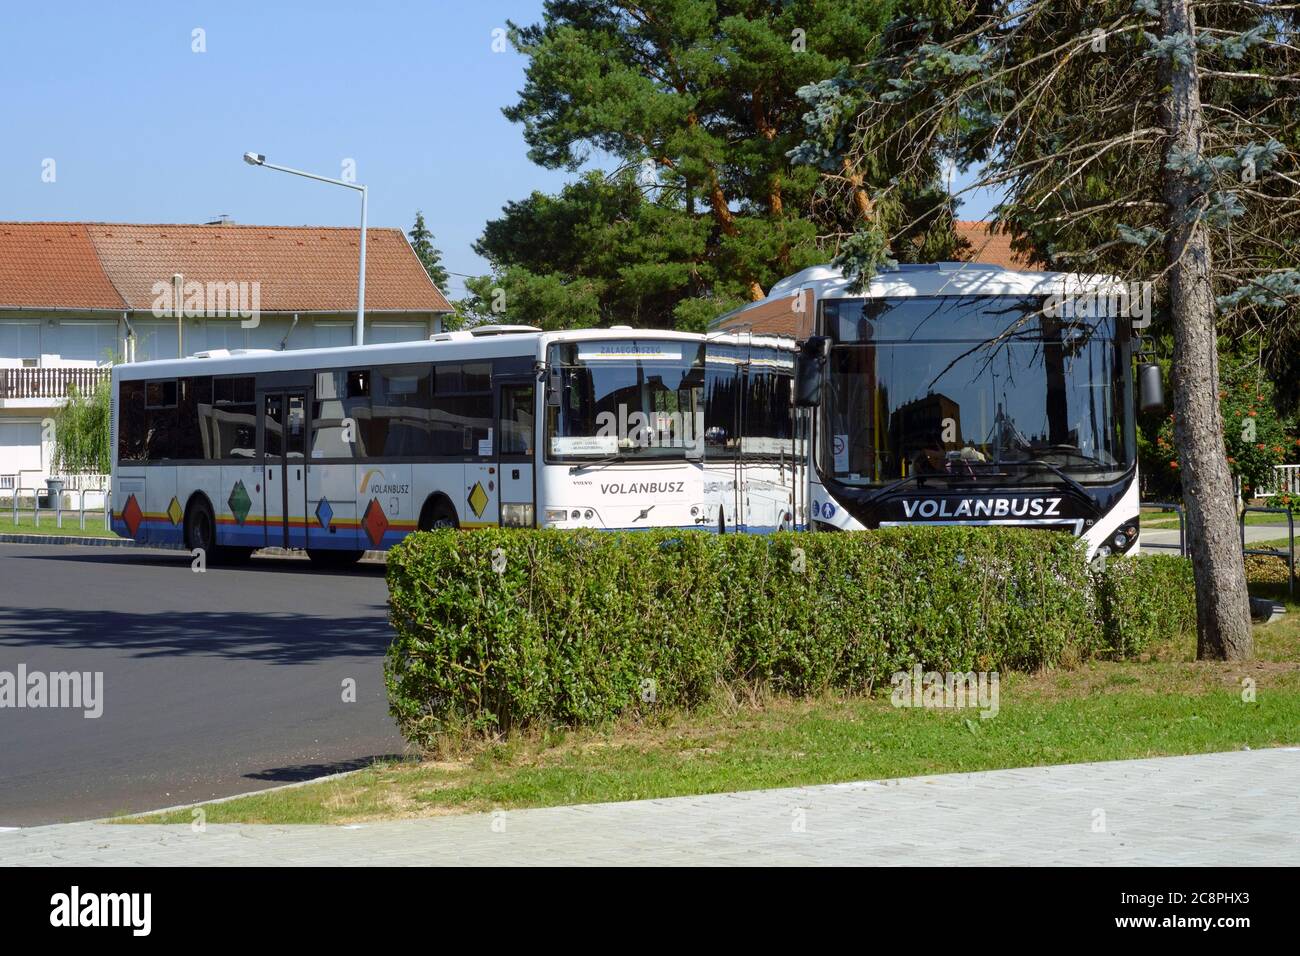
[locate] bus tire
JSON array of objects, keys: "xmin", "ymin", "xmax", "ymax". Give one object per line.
[
  {"xmin": 183, "ymin": 496, "xmax": 217, "ymax": 555},
  {"xmin": 185, "ymin": 497, "xmax": 251, "ymax": 565},
  {"xmin": 307, "ymin": 549, "xmax": 365, "ymax": 567},
  {"xmin": 419, "ymin": 496, "xmax": 459, "ymax": 531}
]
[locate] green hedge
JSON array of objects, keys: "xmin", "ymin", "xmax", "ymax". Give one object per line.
[
  {"xmin": 386, "ymin": 527, "xmax": 1136, "ymax": 744},
  {"xmin": 1093, "ymin": 553, "xmax": 1197, "ymax": 657}
]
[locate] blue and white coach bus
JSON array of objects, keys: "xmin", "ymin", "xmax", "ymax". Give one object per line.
[
  {"xmin": 110, "ymin": 325, "xmax": 799, "ymax": 563},
  {"xmin": 712, "ymin": 262, "xmax": 1162, "ymax": 560}
]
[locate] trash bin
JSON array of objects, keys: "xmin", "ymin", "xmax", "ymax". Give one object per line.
[{"xmin": 42, "ymin": 477, "xmax": 65, "ymax": 510}]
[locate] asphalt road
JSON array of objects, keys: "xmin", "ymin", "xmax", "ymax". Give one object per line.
[{"xmin": 0, "ymin": 543, "xmax": 404, "ymax": 827}]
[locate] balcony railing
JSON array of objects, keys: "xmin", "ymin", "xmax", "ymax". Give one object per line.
[{"xmin": 0, "ymin": 366, "xmax": 111, "ymax": 400}]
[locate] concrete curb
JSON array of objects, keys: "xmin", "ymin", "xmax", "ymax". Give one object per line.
[
  {"xmin": 101, "ymin": 764, "xmax": 388, "ymax": 824},
  {"xmin": 0, "ymin": 532, "xmax": 145, "ymax": 548}
]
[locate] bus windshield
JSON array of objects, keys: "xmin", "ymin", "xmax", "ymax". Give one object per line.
[
  {"xmin": 822, "ymin": 295, "xmax": 1133, "ymax": 487},
  {"xmin": 546, "ymin": 340, "xmax": 705, "ymax": 461}
]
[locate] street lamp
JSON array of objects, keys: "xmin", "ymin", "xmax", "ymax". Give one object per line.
[{"xmin": 242, "ymin": 152, "xmax": 369, "ymax": 345}]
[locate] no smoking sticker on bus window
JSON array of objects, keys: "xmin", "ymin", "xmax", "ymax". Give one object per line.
[{"xmin": 833, "ymin": 434, "xmax": 848, "ymax": 472}]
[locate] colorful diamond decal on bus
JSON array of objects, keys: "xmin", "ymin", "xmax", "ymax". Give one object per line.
[
  {"xmin": 121, "ymin": 494, "xmax": 143, "ymax": 538},
  {"xmin": 315, "ymin": 497, "xmax": 334, "ymax": 530},
  {"xmin": 361, "ymin": 497, "xmax": 389, "ymax": 548},
  {"xmin": 467, "ymin": 481, "xmax": 489, "ymax": 518},
  {"xmin": 166, "ymin": 496, "xmax": 183, "ymax": 526},
  {"xmin": 228, "ymin": 480, "xmax": 252, "ymax": 525}
]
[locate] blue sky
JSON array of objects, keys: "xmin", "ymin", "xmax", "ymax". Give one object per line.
[
  {"xmin": 1, "ymin": 0, "xmax": 997, "ymax": 301},
  {"xmin": 0, "ymin": 0, "xmax": 570, "ymax": 301}
]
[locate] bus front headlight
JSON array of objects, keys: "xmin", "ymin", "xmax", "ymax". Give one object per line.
[
  {"xmin": 502, "ymin": 503, "xmax": 535, "ymax": 528},
  {"xmin": 544, "ymin": 508, "xmax": 567, "ymax": 524}
]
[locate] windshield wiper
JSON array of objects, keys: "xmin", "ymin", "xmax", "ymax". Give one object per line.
[
  {"xmin": 569, "ymin": 454, "xmax": 624, "ymax": 473},
  {"xmin": 1030, "ymin": 447, "xmax": 1113, "ymax": 468},
  {"xmin": 1014, "ymin": 459, "xmax": 1095, "ymax": 506},
  {"xmin": 864, "ymin": 471, "xmax": 937, "ymax": 504}
]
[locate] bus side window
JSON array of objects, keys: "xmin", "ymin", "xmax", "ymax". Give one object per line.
[
  {"xmin": 741, "ymin": 368, "xmax": 795, "ymax": 461},
  {"xmin": 144, "ymin": 379, "xmax": 179, "ymax": 461},
  {"xmin": 312, "ymin": 370, "xmax": 356, "ymax": 459},
  {"xmin": 117, "ymin": 380, "xmax": 147, "ymax": 462},
  {"xmin": 345, "ymin": 369, "xmax": 372, "ymax": 456},
  {"xmin": 177, "ymin": 376, "xmax": 211, "ymax": 460},
  {"xmin": 704, "ymin": 366, "xmax": 739, "ymax": 459},
  {"xmin": 373, "ymin": 364, "xmax": 433, "ymax": 457},
  {"xmin": 500, "ymin": 384, "xmax": 534, "ymax": 456},
  {"xmin": 209, "ymin": 376, "xmax": 257, "ymax": 459},
  {"xmin": 431, "ymin": 362, "xmax": 492, "ymax": 457}
]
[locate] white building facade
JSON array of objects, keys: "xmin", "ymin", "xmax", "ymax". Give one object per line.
[{"xmin": 0, "ymin": 221, "xmax": 452, "ymax": 492}]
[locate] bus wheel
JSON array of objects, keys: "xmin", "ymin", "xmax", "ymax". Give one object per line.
[
  {"xmin": 307, "ymin": 549, "xmax": 364, "ymax": 567},
  {"xmin": 184, "ymin": 498, "xmax": 216, "ymax": 554},
  {"xmin": 420, "ymin": 498, "xmax": 459, "ymax": 531}
]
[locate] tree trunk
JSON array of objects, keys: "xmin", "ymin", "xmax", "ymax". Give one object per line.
[
  {"xmin": 844, "ymin": 158, "xmax": 874, "ymax": 220},
  {"xmin": 1160, "ymin": 0, "xmax": 1253, "ymax": 660}
]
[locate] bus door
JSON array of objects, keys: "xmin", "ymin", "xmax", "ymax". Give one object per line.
[
  {"xmin": 703, "ymin": 350, "xmax": 742, "ymax": 532},
  {"xmin": 733, "ymin": 364, "xmax": 749, "ymax": 530},
  {"xmin": 261, "ymin": 390, "xmax": 309, "ymax": 549},
  {"xmin": 496, "ymin": 378, "xmax": 536, "ymax": 527}
]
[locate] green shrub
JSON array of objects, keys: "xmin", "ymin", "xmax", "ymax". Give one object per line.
[
  {"xmin": 385, "ymin": 526, "xmax": 1107, "ymax": 744},
  {"xmin": 52, "ymin": 378, "xmax": 112, "ymax": 475},
  {"xmin": 1093, "ymin": 553, "xmax": 1197, "ymax": 657}
]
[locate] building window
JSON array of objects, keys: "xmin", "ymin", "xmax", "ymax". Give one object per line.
[{"xmin": 0, "ymin": 322, "xmax": 40, "ymax": 362}]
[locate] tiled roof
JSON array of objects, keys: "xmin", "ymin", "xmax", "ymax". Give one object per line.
[
  {"xmin": 954, "ymin": 221, "xmax": 1033, "ymax": 269},
  {"xmin": 0, "ymin": 223, "xmax": 126, "ymax": 310},
  {"xmin": 0, "ymin": 221, "xmax": 452, "ymax": 313}
]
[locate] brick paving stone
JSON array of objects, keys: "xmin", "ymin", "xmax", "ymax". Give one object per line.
[{"xmin": 1, "ymin": 749, "xmax": 1296, "ymax": 866}]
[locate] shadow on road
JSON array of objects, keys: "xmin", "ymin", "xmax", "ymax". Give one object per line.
[
  {"xmin": 0, "ymin": 605, "xmax": 392, "ymax": 663},
  {"xmin": 10, "ymin": 548, "xmax": 389, "ymax": 578},
  {"xmin": 245, "ymin": 754, "xmax": 407, "ymax": 783}
]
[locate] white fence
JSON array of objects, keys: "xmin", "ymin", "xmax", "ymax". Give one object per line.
[
  {"xmin": 0, "ymin": 473, "xmax": 112, "ymax": 531},
  {"xmin": 1259, "ymin": 464, "xmax": 1300, "ymax": 498},
  {"xmin": 52, "ymin": 473, "xmax": 111, "ymax": 492}
]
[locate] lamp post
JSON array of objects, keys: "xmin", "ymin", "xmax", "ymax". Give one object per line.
[{"xmin": 243, "ymin": 152, "xmax": 368, "ymax": 345}]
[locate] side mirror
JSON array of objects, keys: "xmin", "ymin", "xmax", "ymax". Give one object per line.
[
  {"xmin": 795, "ymin": 336, "xmax": 829, "ymax": 408},
  {"xmin": 546, "ymin": 366, "xmax": 562, "ymax": 407},
  {"xmin": 1138, "ymin": 362, "xmax": 1164, "ymax": 413}
]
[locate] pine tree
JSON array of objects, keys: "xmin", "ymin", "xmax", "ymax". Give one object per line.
[
  {"xmin": 482, "ymin": 0, "xmax": 906, "ymax": 329},
  {"xmin": 408, "ymin": 211, "xmax": 449, "ymax": 292}
]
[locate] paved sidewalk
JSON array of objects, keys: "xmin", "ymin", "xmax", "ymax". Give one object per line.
[
  {"xmin": 2, "ymin": 749, "xmax": 1296, "ymax": 866},
  {"xmin": 1141, "ymin": 523, "xmax": 1293, "ymax": 555}
]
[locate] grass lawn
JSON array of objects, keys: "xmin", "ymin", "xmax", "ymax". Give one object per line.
[
  {"xmin": 1140, "ymin": 510, "xmax": 1294, "ymax": 530},
  {"xmin": 0, "ymin": 513, "xmax": 118, "ymax": 538},
  {"xmin": 122, "ymin": 585, "xmax": 1300, "ymax": 826}
]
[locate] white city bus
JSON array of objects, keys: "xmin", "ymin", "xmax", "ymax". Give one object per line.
[
  {"xmin": 713, "ymin": 262, "xmax": 1157, "ymax": 560},
  {"xmin": 110, "ymin": 326, "xmax": 799, "ymax": 563}
]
